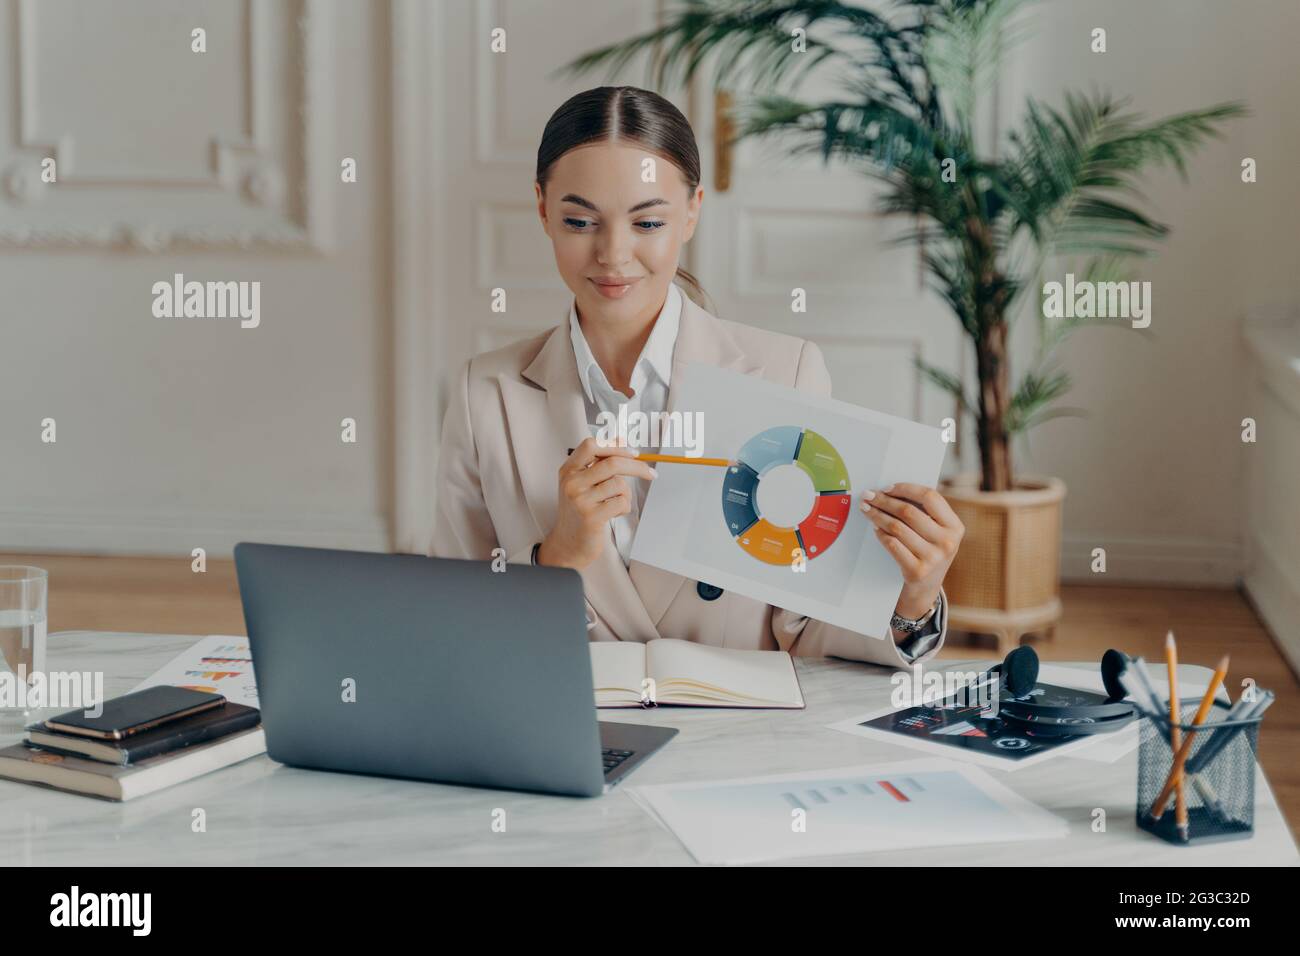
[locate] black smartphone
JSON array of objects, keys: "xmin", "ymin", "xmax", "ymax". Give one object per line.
[{"xmin": 44, "ymin": 686, "xmax": 226, "ymax": 740}]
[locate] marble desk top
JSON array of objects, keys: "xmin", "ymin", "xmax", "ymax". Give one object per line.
[{"xmin": 0, "ymin": 631, "xmax": 1295, "ymax": 866}]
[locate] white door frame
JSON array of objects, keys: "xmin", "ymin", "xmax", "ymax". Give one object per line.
[{"xmin": 390, "ymin": 0, "xmax": 447, "ymax": 553}]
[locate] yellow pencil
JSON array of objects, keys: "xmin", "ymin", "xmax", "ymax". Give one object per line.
[
  {"xmin": 1149, "ymin": 653, "xmax": 1229, "ymax": 823},
  {"xmin": 636, "ymin": 454, "xmax": 731, "ymax": 467},
  {"xmin": 565, "ymin": 447, "xmax": 731, "ymax": 467},
  {"xmin": 1165, "ymin": 631, "xmax": 1187, "ymax": 839}
]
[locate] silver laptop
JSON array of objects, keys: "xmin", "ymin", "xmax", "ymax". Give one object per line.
[{"xmin": 233, "ymin": 542, "xmax": 675, "ymax": 797}]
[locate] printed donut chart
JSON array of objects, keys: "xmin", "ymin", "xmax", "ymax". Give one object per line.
[{"xmin": 721, "ymin": 426, "xmax": 852, "ymax": 566}]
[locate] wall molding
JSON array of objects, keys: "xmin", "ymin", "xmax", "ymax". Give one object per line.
[
  {"xmin": 733, "ymin": 205, "xmax": 886, "ymax": 297},
  {"xmin": 802, "ymin": 331, "xmax": 924, "ymax": 421},
  {"xmin": 1059, "ymin": 532, "xmax": 1243, "ymax": 586},
  {"xmin": 0, "ymin": 0, "xmax": 334, "ymax": 252},
  {"xmin": 0, "ymin": 507, "xmax": 389, "ymax": 557},
  {"xmin": 15, "ymin": 0, "xmax": 266, "ymax": 187},
  {"xmin": 472, "ymin": 0, "xmax": 529, "ymax": 167},
  {"xmin": 476, "ymin": 201, "xmax": 560, "ymax": 290},
  {"xmin": 390, "ymin": 0, "xmax": 444, "ymax": 553}
]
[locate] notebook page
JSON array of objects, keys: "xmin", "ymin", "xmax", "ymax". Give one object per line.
[
  {"xmin": 589, "ymin": 642, "xmax": 648, "ymax": 702},
  {"xmin": 647, "ymin": 639, "xmax": 802, "ymax": 706}
]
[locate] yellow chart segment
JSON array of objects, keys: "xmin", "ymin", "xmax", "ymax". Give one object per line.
[{"xmin": 735, "ymin": 519, "xmax": 802, "ymax": 566}]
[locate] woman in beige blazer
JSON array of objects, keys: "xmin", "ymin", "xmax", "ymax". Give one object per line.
[{"xmin": 433, "ymin": 87, "xmax": 965, "ymax": 669}]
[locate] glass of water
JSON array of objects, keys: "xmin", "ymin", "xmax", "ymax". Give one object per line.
[{"xmin": 0, "ymin": 566, "xmax": 47, "ymax": 727}]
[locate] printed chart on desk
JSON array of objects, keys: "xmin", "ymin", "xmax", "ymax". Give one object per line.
[
  {"xmin": 629, "ymin": 759, "xmax": 1067, "ymax": 864},
  {"xmin": 133, "ymin": 635, "xmax": 259, "ymax": 708},
  {"xmin": 633, "ymin": 364, "xmax": 945, "ymax": 636}
]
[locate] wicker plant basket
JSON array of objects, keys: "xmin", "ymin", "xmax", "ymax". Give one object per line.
[{"xmin": 938, "ymin": 473, "xmax": 1066, "ymax": 653}]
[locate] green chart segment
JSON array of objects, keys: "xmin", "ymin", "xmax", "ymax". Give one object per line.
[
  {"xmin": 792, "ymin": 429, "xmax": 851, "ymax": 492},
  {"xmin": 722, "ymin": 426, "xmax": 852, "ymax": 566}
]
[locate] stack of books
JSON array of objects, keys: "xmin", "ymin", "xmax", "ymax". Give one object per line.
[{"xmin": 0, "ymin": 686, "xmax": 264, "ymax": 801}]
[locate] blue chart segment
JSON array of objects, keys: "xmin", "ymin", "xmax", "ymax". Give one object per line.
[
  {"xmin": 722, "ymin": 426, "xmax": 852, "ymax": 566},
  {"xmin": 736, "ymin": 426, "xmax": 802, "ymax": 474},
  {"xmin": 721, "ymin": 462, "xmax": 761, "ymax": 535}
]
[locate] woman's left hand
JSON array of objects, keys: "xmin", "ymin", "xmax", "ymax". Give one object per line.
[{"xmin": 861, "ymin": 482, "xmax": 965, "ymax": 619}]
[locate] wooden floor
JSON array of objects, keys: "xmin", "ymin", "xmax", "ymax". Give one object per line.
[{"xmin": 5, "ymin": 551, "xmax": 1298, "ymax": 841}]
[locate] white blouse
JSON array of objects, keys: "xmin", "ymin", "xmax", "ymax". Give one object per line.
[{"xmin": 567, "ymin": 281, "xmax": 682, "ymax": 566}]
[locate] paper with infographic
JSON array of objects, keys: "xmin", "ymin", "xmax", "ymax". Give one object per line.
[
  {"xmin": 631, "ymin": 364, "xmax": 946, "ymax": 638},
  {"xmin": 626, "ymin": 758, "xmax": 1067, "ymax": 864},
  {"xmin": 828, "ymin": 682, "xmax": 1115, "ymax": 770},
  {"xmin": 133, "ymin": 635, "xmax": 260, "ymax": 709}
]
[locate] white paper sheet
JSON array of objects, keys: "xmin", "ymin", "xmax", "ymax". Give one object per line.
[
  {"xmin": 132, "ymin": 635, "xmax": 259, "ymax": 708},
  {"xmin": 626, "ymin": 757, "xmax": 1067, "ymax": 865},
  {"xmin": 631, "ymin": 364, "xmax": 945, "ymax": 637}
]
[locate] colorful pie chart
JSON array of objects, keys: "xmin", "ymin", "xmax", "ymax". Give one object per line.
[{"xmin": 721, "ymin": 426, "xmax": 852, "ymax": 566}]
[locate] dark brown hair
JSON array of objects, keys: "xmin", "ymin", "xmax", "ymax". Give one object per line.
[{"xmin": 536, "ymin": 86, "xmax": 713, "ymax": 312}]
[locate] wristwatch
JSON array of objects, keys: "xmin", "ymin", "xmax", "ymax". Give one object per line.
[{"xmin": 890, "ymin": 596, "xmax": 940, "ymax": 635}]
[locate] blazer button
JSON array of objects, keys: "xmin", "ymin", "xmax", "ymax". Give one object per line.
[{"xmin": 696, "ymin": 581, "xmax": 724, "ymax": 601}]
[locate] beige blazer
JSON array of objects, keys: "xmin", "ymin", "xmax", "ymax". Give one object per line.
[{"xmin": 431, "ymin": 289, "xmax": 947, "ymax": 669}]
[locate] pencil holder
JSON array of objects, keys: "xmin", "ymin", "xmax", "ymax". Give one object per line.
[{"xmin": 1136, "ymin": 700, "xmax": 1262, "ymax": 846}]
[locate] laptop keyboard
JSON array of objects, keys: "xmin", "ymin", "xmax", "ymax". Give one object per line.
[{"xmin": 602, "ymin": 748, "xmax": 634, "ymax": 776}]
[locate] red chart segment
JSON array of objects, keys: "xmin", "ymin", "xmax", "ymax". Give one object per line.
[{"xmin": 797, "ymin": 492, "xmax": 852, "ymax": 556}]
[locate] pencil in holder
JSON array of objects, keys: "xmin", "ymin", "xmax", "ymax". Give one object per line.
[{"xmin": 1136, "ymin": 700, "xmax": 1262, "ymax": 846}]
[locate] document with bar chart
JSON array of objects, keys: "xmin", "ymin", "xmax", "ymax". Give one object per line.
[
  {"xmin": 132, "ymin": 635, "xmax": 260, "ymax": 708},
  {"xmin": 627, "ymin": 758, "xmax": 1067, "ymax": 864},
  {"xmin": 631, "ymin": 364, "xmax": 945, "ymax": 638}
]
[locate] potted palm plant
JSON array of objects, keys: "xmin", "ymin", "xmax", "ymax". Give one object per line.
[{"xmin": 569, "ymin": 0, "xmax": 1242, "ymax": 650}]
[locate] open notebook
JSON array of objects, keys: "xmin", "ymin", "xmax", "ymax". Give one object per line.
[{"xmin": 591, "ymin": 639, "xmax": 804, "ymax": 709}]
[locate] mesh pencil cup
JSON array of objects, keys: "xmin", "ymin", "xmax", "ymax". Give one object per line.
[{"xmin": 1136, "ymin": 700, "xmax": 1262, "ymax": 846}]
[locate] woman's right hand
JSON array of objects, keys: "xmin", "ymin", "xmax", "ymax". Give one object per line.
[{"xmin": 537, "ymin": 437, "xmax": 656, "ymax": 570}]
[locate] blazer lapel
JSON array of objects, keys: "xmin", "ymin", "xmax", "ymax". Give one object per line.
[
  {"xmin": 629, "ymin": 294, "xmax": 765, "ymax": 626},
  {"xmin": 500, "ymin": 315, "xmax": 663, "ymax": 643},
  {"xmin": 499, "ymin": 291, "xmax": 766, "ymax": 641}
]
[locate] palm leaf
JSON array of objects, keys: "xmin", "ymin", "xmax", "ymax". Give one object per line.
[
  {"xmin": 1004, "ymin": 365, "xmax": 1072, "ymax": 434},
  {"xmin": 914, "ymin": 355, "xmax": 974, "ymax": 417},
  {"xmin": 924, "ymin": 0, "xmax": 1032, "ymax": 124},
  {"xmin": 558, "ymin": 1, "xmax": 1244, "ymax": 463},
  {"xmin": 1000, "ymin": 92, "xmax": 1246, "ymax": 259},
  {"xmin": 1033, "ymin": 254, "xmax": 1129, "ymax": 358}
]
